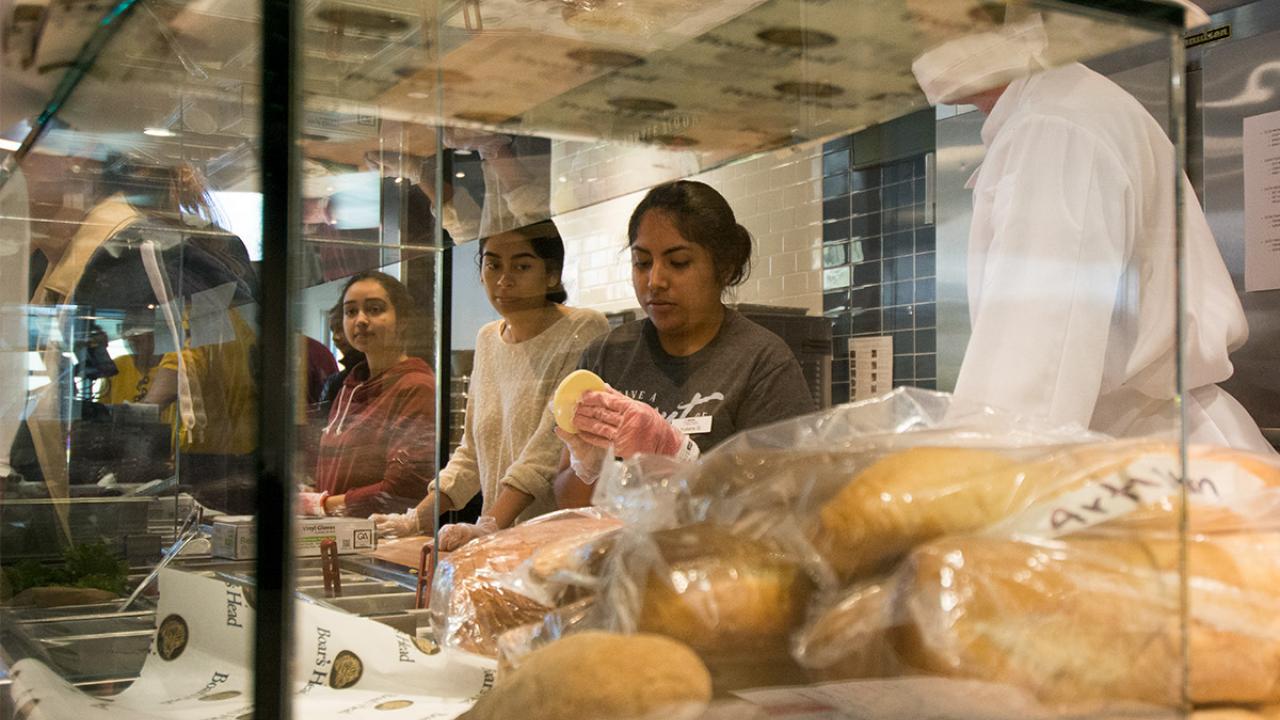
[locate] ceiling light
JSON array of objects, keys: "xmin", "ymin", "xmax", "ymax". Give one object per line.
[
  {"xmin": 407, "ymin": 91, "xmax": 430, "ymax": 99},
  {"xmin": 0, "ymin": 138, "xmax": 20, "ymax": 151},
  {"xmin": 454, "ymin": 171, "xmax": 466, "ymax": 178},
  {"xmin": 143, "ymin": 127, "xmax": 177, "ymax": 137}
]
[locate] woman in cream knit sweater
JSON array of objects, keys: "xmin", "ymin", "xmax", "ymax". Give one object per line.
[{"xmin": 372, "ymin": 220, "xmax": 607, "ymax": 548}]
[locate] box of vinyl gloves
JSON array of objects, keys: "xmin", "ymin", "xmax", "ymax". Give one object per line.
[{"xmin": 212, "ymin": 516, "xmax": 377, "ymax": 559}]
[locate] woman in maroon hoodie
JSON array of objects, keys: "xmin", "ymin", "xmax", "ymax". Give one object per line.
[{"xmin": 299, "ymin": 271, "xmax": 435, "ymax": 517}]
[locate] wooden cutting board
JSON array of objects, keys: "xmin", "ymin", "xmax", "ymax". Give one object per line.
[{"xmin": 369, "ymin": 535, "xmax": 443, "ymax": 570}]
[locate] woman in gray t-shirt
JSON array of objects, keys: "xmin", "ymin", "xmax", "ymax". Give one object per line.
[{"xmin": 556, "ymin": 181, "xmax": 815, "ymax": 508}]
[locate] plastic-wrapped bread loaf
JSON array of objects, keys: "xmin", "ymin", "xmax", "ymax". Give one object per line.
[
  {"xmin": 810, "ymin": 446, "xmax": 1022, "ymax": 579},
  {"xmin": 636, "ymin": 524, "xmax": 813, "ymax": 655},
  {"xmin": 810, "ymin": 442, "xmax": 1280, "ymax": 581},
  {"xmin": 429, "ymin": 509, "xmax": 621, "ymax": 657},
  {"xmin": 604, "ymin": 523, "xmax": 815, "ymax": 692},
  {"xmin": 797, "ymin": 530, "xmax": 1280, "ymax": 707}
]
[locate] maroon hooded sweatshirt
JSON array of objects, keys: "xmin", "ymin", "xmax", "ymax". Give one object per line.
[{"xmin": 315, "ymin": 356, "xmax": 435, "ymax": 516}]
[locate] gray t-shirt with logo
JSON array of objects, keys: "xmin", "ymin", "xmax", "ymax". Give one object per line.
[{"xmin": 578, "ymin": 309, "xmax": 817, "ymax": 452}]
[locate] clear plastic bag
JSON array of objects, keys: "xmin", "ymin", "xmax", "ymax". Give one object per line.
[
  {"xmin": 784, "ymin": 409, "xmax": 1280, "ymax": 712},
  {"xmin": 492, "ymin": 389, "xmax": 1280, "ymax": 710},
  {"xmin": 585, "ymin": 521, "xmax": 818, "ymax": 693},
  {"xmin": 496, "ymin": 389, "xmax": 1133, "ymax": 694},
  {"xmin": 794, "ymin": 528, "xmax": 1280, "ymax": 709},
  {"xmin": 428, "ymin": 507, "xmax": 621, "ymax": 657}
]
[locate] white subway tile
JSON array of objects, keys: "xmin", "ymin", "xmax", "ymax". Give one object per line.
[
  {"xmin": 808, "ymin": 247, "xmax": 824, "ymax": 271},
  {"xmin": 769, "ymin": 208, "xmax": 796, "ymax": 234},
  {"xmin": 769, "ymin": 165, "xmax": 794, "ymax": 191},
  {"xmin": 757, "ymin": 275, "xmax": 784, "ymax": 299},
  {"xmin": 782, "ymin": 184, "xmax": 809, "ymax": 209},
  {"xmin": 723, "ymin": 176, "xmax": 747, "ymax": 199},
  {"xmin": 770, "ymin": 252, "xmax": 798, "ymax": 276},
  {"xmin": 581, "ymin": 268, "xmax": 609, "ymax": 288},
  {"xmin": 782, "ymin": 228, "xmax": 810, "ymax": 254},
  {"xmin": 782, "ymin": 272, "xmax": 809, "ymax": 295},
  {"xmin": 756, "ymin": 232, "xmax": 783, "ymax": 258},
  {"xmin": 757, "ymin": 188, "xmax": 784, "ymax": 214}
]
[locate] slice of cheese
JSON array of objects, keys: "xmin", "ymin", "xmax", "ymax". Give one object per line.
[{"xmin": 553, "ymin": 369, "xmax": 606, "ymax": 433}]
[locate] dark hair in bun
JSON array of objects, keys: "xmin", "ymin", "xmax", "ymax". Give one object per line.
[{"xmin": 627, "ymin": 180, "xmax": 752, "ymax": 289}]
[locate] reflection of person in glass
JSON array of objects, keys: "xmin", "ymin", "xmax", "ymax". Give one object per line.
[
  {"xmin": 19, "ymin": 147, "xmax": 258, "ymax": 513},
  {"xmin": 371, "ymin": 221, "xmax": 609, "ymax": 548},
  {"xmin": 910, "ymin": 7, "xmax": 1272, "ymax": 454},
  {"xmin": 317, "ymin": 302, "xmax": 365, "ymax": 419},
  {"xmin": 301, "ymin": 271, "xmax": 436, "ymax": 517},
  {"xmin": 556, "ymin": 181, "xmax": 816, "ymax": 508}
]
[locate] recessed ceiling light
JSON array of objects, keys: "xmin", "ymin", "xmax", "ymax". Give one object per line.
[
  {"xmin": 774, "ymin": 81, "xmax": 845, "ymax": 98},
  {"xmin": 566, "ymin": 48, "xmax": 644, "ymax": 68},
  {"xmin": 143, "ymin": 127, "xmax": 176, "ymax": 137},
  {"xmin": 607, "ymin": 97, "xmax": 676, "ymax": 113},
  {"xmin": 756, "ymin": 27, "xmax": 838, "ymax": 48},
  {"xmin": 454, "ymin": 171, "xmax": 465, "ymax": 178}
]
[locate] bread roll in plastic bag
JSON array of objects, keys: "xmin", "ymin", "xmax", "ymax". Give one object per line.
[
  {"xmin": 669, "ymin": 389, "xmax": 1278, "ymax": 581},
  {"xmin": 796, "ymin": 529, "xmax": 1280, "ymax": 708},
  {"xmin": 588, "ymin": 521, "xmax": 818, "ymax": 693},
  {"xmin": 811, "ymin": 440, "xmax": 1280, "ymax": 580},
  {"xmin": 429, "ymin": 508, "xmax": 621, "ymax": 657}
]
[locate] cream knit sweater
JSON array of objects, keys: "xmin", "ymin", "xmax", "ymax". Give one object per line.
[{"xmin": 437, "ymin": 306, "xmax": 609, "ymax": 521}]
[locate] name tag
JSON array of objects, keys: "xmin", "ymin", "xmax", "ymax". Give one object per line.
[{"xmin": 671, "ymin": 416, "xmax": 713, "ymax": 435}]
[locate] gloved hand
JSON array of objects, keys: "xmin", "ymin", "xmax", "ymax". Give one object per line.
[
  {"xmin": 572, "ymin": 388, "xmax": 694, "ymax": 460},
  {"xmin": 298, "ymin": 491, "xmax": 328, "ymax": 517},
  {"xmin": 372, "ymin": 510, "xmax": 421, "ymax": 538},
  {"xmin": 555, "ymin": 427, "xmax": 608, "ymax": 485},
  {"xmin": 436, "ymin": 516, "xmax": 499, "ymax": 552}
]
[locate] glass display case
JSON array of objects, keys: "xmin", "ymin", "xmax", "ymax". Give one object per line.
[{"xmin": 6, "ymin": 0, "xmax": 1272, "ymax": 718}]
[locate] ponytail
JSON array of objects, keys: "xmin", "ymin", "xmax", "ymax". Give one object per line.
[{"xmin": 627, "ymin": 180, "xmax": 753, "ymax": 290}]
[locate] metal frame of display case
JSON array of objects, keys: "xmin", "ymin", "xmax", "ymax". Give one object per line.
[
  {"xmin": 256, "ymin": 0, "xmax": 299, "ymax": 714},
  {"xmin": 0, "ymin": 0, "xmax": 1192, "ymax": 717}
]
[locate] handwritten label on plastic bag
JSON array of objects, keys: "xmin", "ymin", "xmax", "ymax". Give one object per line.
[{"xmin": 1005, "ymin": 454, "xmax": 1265, "ymax": 538}]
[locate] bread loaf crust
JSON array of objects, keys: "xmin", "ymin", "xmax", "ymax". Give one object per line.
[
  {"xmin": 460, "ymin": 631, "xmax": 711, "ymax": 720},
  {"xmin": 802, "ymin": 531, "xmax": 1280, "ymax": 707}
]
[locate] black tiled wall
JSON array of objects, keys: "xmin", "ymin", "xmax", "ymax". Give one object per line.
[{"xmin": 821, "ymin": 110, "xmax": 937, "ymax": 405}]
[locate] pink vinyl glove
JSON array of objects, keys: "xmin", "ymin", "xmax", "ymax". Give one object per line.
[
  {"xmin": 436, "ymin": 516, "xmax": 499, "ymax": 551},
  {"xmin": 572, "ymin": 388, "xmax": 697, "ymax": 461},
  {"xmin": 298, "ymin": 491, "xmax": 328, "ymax": 517},
  {"xmin": 555, "ymin": 426, "xmax": 609, "ymax": 485}
]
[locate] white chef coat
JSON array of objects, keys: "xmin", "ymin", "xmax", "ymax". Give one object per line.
[{"xmin": 954, "ymin": 62, "xmax": 1273, "ymax": 454}]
